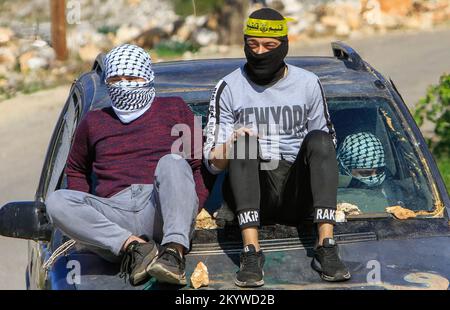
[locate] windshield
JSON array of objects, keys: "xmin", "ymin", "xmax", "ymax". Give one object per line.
[
  {"xmin": 188, "ymin": 96, "xmax": 435, "ymax": 216},
  {"xmin": 328, "ymin": 97, "xmax": 434, "ymax": 214}
]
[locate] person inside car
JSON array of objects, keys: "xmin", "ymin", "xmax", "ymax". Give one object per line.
[
  {"xmin": 46, "ymin": 44, "xmax": 207, "ymax": 286},
  {"xmin": 203, "ymin": 8, "xmax": 351, "ymax": 287},
  {"xmin": 337, "ymin": 132, "xmax": 387, "ymax": 188}
]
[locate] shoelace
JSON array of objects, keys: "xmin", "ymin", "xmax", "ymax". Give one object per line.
[
  {"xmin": 119, "ymin": 252, "xmax": 133, "ymax": 281},
  {"xmin": 119, "ymin": 243, "xmax": 142, "ymax": 281},
  {"xmin": 162, "ymin": 247, "xmax": 184, "ymax": 269}
]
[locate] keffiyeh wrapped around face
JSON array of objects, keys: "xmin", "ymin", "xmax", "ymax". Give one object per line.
[
  {"xmin": 337, "ymin": 132, "xmax": 386, "ymax": 187},
  {"xmin": 104, "ymin": 44, "xmax": 156, "ymax": 122}
]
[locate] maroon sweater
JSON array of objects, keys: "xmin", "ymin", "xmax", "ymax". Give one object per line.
[{"xmin": 65, "ymin": 96, "xmax": 208, "ymax": 209}]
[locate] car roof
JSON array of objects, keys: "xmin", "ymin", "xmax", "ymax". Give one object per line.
[
  {"xmin": 152, "ymin": 56, "xmax": 390, "ymax": 99},
  {"xmin": 83, "ymin": 42, "xmax": 392, "ymax": 111}
]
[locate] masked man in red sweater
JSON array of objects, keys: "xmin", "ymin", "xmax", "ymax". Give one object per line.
[{"xmin": 46, "ymin": 44, "xmax": 207, "ymax": 286}]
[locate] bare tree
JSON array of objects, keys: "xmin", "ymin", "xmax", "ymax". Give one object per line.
[{"xmin": 50, "ymin": 0, "xmax": 68, "ymax": 61}]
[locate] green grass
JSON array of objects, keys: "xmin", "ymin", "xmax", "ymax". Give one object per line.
[
  {"xmin": 152, "ymin": 40, "xmax": 199, "ymax": 58},
  {"xmin": 97, "ymin": 25, "xmax": 119, "ymax": 35},
  {"xmin": 436, "ymin": 156, "xmax": 450, "ymax": 193},
  {"xmin": 171, "ymin": 0, "xmax": 224, "ymax": 17}
]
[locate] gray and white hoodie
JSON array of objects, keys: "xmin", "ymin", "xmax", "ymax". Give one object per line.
[{"xmin": 203, "ymin": 64, "xmax": 336, "ymax": 174}]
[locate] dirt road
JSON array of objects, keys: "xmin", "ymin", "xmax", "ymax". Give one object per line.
[{"xmin": 0, "ymin": 86, "xmax": 70, "ymax": 289}]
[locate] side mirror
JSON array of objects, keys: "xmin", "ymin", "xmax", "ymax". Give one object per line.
[{"xmin": 0, "ymin": 201, "xmax": 52, "ymax": 241}]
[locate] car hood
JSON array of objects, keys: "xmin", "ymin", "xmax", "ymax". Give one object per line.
[{"xmin": 47, "ymin": 235, "xmax": 450, "ymax": 290}]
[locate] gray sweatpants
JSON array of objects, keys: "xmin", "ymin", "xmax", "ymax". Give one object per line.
[{"xmin": 45, "ymin": 154, "xmax": 199, "ymax": 260}]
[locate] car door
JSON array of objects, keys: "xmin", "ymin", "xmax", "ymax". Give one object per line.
[{"xmin": 27, "ymin": 86, "xmax": 82, "ymax": 289}]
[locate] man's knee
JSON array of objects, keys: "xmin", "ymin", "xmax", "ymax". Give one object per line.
[
  {"xmin": 46, "ymin": 189, "xmax": 86, "ymax": 222},
  {"xmin": 45, "ymin": 189, "xmax": 69, "ymax": 223},
  {"xmin": 156, "ymin": 154, "xmax": 190, "ymax": 173},
  {"xmin": 155, "ymin": 154, "xmax": 195, "ymax": 188},
  {"xmin": 303, "ymin": 130, "xmax": 335, "ymax": 158}
]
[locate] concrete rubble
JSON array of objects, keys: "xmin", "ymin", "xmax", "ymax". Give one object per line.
[
  {"xmin": 190, "ymin": 261, "xmax": 209, "ymax": 289},
  {"xmin": 336, "ymin": 202, "xmax": 362, "ymax": 222},
  {"xmin": 195, "ymin": 209, "xmax": 218, "ymax": 230}
]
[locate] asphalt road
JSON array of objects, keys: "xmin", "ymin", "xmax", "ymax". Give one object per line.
[{"xmin": 0, "ymin": 27, "xmax": 449, "ymax": 289}]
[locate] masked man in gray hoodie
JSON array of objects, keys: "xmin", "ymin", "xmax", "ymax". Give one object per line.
[{"xmin": 203, "ymin": 8, "xmax": 351, "ymax": 287}]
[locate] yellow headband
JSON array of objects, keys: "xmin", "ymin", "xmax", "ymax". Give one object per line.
[{"xmin": 244, "ymin": 17, "xmax": 294, "ymax": 37}]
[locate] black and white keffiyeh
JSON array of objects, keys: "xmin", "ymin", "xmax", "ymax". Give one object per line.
[
  {"xmin": 104, "ymin": 44, "xmax": 156, "ymax": 118},
  {"xmin": 337, "ymin": 132, "xmax": 386, "ymax": 187}
]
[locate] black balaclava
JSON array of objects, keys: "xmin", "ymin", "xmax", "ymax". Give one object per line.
[{"xmin": 244, "ymin": 8, "xmax": 289, "ymax": 86}]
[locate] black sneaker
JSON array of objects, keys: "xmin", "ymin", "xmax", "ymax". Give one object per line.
[
  {"xmin": 312, "ymin": 238, "xmax": 351, "ymax": 282},
  {"xmin": 235, "ymin": 244, "xmax": 265, "ymax": 287},
  {"xmin": 119, "ymin": 240, "xmax": 159, "ymax": 286},
  {"xmin": 147, "ymin": 244, "xmax": 187, "ymax": 285}
]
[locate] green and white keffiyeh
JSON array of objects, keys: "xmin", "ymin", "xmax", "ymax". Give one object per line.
[{"xmin": 337, "ymin": 132, "xmax": 386, "ymax": 187}]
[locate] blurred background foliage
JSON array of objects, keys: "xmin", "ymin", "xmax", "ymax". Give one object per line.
[
  {"xmin": 172, "ymin": 0, "xmax": 225, "ymax": 17},
  {"xmin": 414, "ymin": 74, "xmax": 450, "ymax": 192}
]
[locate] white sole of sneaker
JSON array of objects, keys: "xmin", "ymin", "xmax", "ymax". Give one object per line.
[
  {"xmin": 321, "ymin": 272, "xmax": 352, "ymax": 282},
  {"xmin": 129, "ymin": 246, "xmax": 160, "ymax": 286},
  {"xmin": 311, "ymin": 258, "xmax": 352, "ymax": 282},
  {"xmin": 147, "ymin": 263, "xmax": 187, "ymax": 286},
  {"xmin": 234, "ymin": 270, "xmax": 265, "ymax": 288},
  {"xmin": 234, "ymin": 278, "xmax": 265, "ymax": 288}
]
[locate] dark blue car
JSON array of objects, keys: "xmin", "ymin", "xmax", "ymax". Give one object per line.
[{"xmin": 1, "ymin": 42, "xmax": 449, "ymax": 290}]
